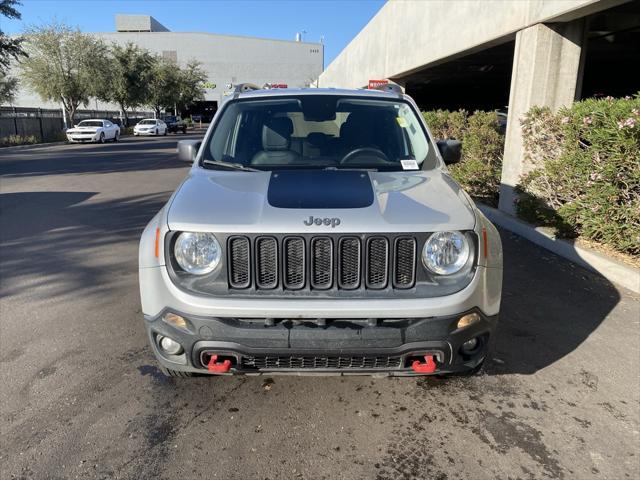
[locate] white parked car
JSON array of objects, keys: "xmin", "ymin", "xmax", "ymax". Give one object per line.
[
  {"xmin": 134, "ymin": 119, "xmax": 168, "ymax": 136},
  {"xmin": 66, "ymin": 119, "xmax": 120, "ymax": 143}
]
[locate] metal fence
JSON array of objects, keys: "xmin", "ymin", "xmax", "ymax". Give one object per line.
[{"xmin": 0, "ymin": 107, "xmax": 154, "ymax": 142}]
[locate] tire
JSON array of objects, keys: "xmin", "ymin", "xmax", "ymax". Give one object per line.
[
  {"xmin": 160, "ymin": 366, "xmax": 196, "ymax": 378},
  {"xmin": 163, "ymin": 128, "xmax": 167, "ymax": 136},
  {"xmin": 99, "ymin": 132, "xmax": 105, "ymax": 144},
  {"xmin": 114, "ymin": 131, "xmax": 120, "ymax": 142},
  {"xmin": 155, "ymin": 129, "xmax": 158, "ymax": 136}
]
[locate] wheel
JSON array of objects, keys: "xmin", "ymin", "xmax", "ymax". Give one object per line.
[
  {"xmin": 160, "ymin": 366, "xmax": 196, "ymax": 378},
  {"xmin": 113, "ymin": 131, "xmax": 120, "ymax": 142},
  {"xmin": 99, "ymin": 132, "xmax": 105, "ymax": 143},
  {"xmin": 163, "ymin": 128, "xmax": 167, "ymax": 136}
]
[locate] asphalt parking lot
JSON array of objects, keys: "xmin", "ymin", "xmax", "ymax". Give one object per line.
[{"xmin": 1, "ymin": 135, "xmax": 638, "ymax": 480}]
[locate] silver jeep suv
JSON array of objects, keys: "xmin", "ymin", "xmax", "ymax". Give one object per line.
[{"xmin": 138, "ymin": 84, "xmax": 503, "ymax": 377}]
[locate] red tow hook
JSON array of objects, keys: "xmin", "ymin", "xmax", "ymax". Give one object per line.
[
  {"xmin": 207, "ymin": 354, "xmax": 232, "ymax": 373},
  {"xmin": 411, "ymin": 355, "xmax": 437, "ymax": 374}
]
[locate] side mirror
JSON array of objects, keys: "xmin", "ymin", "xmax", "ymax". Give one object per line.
[
  {"xmin": 177, "ymin": 139, "xmax": 201, "ymax": 163},
  {"xmin": 436, "ymin": 139, "xmax": 462, "ymax": 165}
]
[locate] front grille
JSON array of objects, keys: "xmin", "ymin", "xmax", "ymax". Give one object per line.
[
  {"xmin": 284, "ymin": 237, "xmax": 305, "ymax": 289},
  {"xmin": 228, "ymin": 235, "xmax": 418, "ymax": 291},
  {"xmin": 228, "ymin": 237, "xmax": 250, "ymax": 288},
  {"xmin": 394, "ymin": 238, "xmax": 417, "ymax": 288},
  {"xmin": 338, "ymin": 237, "xmax": 361, "ymax": 289},
  {"xmin": 311, "ymin": 237, "xmax": 333, "ymax": 289},
  {"xmin": 256, "ymin": 237, "xmax": 278, "ymax": 289},
  {"xmin": 241, "ymin": 354, "xmax": 402, "ymax": 370}
]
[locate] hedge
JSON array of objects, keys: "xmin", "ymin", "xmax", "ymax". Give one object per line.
[
  {"xmin": 422, "ymin": 109, "xmax": 503, "ymax": 206},
  {"xmin": 517, "ymin": 96, "xmax": 640, "ymax": 256}
]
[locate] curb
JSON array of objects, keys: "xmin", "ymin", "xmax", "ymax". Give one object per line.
[
  {"xmin": 477, "ymin": 203, "xmax": 640, "ymax": 294},
  {"xmin": 0, "ymin": 141, "xmax": 68, "ymax": 152}
]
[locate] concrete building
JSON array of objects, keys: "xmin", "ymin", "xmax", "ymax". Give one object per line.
[
  {"xmin": 11, "ymin": 15, "xmax": 324, "ymax": 119},
  {"xmin": 318, "ymin": 0, "xmax": 640, "ymax": 214}
]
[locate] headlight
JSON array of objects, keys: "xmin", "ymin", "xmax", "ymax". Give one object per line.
[
  {"xmin": 422, "ymin": 231, "xmax": 471, "ymax": 275},
  {"xmin": 174, "ymin": 232, "xmax": 221, "ymax": 275}
]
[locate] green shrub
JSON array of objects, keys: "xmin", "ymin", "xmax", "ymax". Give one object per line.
[
  {"xmin": 0, "ymin": 134, "xmax": 39, "ymax": 147},
  {"xmin": 518, "ymin": 95, "xmax": 640, "ymax": 256},
  {"xmin": 422, "ymin": 109, "xmax": 504, "ymax": 205}
]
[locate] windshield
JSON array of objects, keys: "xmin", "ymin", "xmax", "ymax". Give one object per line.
[
  {"xmin": 201, "ymin": 95, "xmax": 436, "ymax": 171},
  {"xmin": 78, "ymin": 121, "xmax": 103, "ymax": 127},
  {"xmin": 139, "ymin": 120, "xmax": 156, "ymax": 125}
]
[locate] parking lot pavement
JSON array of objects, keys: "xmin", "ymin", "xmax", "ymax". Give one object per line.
[{"xmin": 1, "ymin": 136, "xmax": 639, "ymax": 480}]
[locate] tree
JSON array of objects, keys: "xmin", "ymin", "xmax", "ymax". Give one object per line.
[
  {"xmin": 145, "ymin": 55, "xmax": 181, "ymax": 116},
  {"xmin": 177, "ymin": 60, "xmax": 206, "ymax": 112},
  {"xmin": 20, "ymin": 22, "xmax": 110, "ymax": 125},
  {"xmin": 0, "ymin": 71, "xmax": 17, "ymax": 103},
  {"xmin": 101, "ymin": 43, "xmax": 154, "ymax": 126},
  {"xmin": 0, "ymin": 0, "xmax": 26, "ymax": 104}
]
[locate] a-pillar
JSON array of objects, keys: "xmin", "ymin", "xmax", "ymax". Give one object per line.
[{"xmin": 498, "ymin": 20, "xmax": 586, "ymax": 214}]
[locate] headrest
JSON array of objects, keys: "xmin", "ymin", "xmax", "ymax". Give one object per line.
[
  {"xmin": 306, "ymin": 132, "xmax": 327, "ymax": 147},
  {"xmin": 262, "ymin": 117, "xmax": 293, "ymax": 151}
]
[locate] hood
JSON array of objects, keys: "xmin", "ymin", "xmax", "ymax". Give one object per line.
[
  {"xmin": 68, "ymin": 127, "xmax": 99, "ymax": 133},
  {"xmin": 167, "ymin": 169, "xmax": 476, "ymax": 234}
]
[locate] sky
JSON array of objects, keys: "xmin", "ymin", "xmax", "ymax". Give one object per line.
[{"xmin": 1, "ymin": 0, "xmax": 387, "ymax": 66}]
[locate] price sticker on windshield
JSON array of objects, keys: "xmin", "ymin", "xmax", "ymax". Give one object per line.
[{"xmin": 401, "ymin": 159, "xmax": 419, "ymax": 170}]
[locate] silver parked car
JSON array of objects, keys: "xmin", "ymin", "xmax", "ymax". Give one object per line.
[{"xmin": 139, "ymin": 84, "xmax": 503, "ymax": 377}]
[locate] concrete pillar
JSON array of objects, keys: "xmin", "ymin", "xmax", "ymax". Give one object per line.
[{"xmin": 498, "ymin": 20, "xmax": 586, "ymax": 214}]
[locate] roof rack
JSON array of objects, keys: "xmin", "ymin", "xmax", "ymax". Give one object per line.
[{"xmin": 232, "ymin": 83, "xmax": 261, "ymax": 99}]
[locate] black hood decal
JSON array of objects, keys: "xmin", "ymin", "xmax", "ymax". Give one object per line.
[{"xmin": 267, "ymin": 170, "xmax": 375, "ymax": 209}]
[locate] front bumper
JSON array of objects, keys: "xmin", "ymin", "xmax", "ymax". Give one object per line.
[
  {"xmin": 144, "ymin": 310, "xmax": 498, "ymax": 376},
  {"xmin": 67, "ymin": 134, "xmax": 98, "ymax": 142}
]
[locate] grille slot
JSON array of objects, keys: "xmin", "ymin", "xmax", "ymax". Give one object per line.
[
  {"xmin": 393, "ymin": 237, "xmax": 417, "ymax": 288},
  {"xmin": 228, "ymin": 237, "xmax": 250, "ymax": 288},
  {"xmin": 256, "ymin": 237, "xmax": 278, "ymax": 289},
  {"xmin": 311, "ymin": 237, "xmax": 333, "ymax": 289},
  {"xmin": 242, "ymin": 355, "xmax": 402, "ymax": 370},
  {"xmin": 338, "ymin": 237, "xmax": 361, "ymax": 289},
  {"xmin": 366, "ymin": 237, "xmax": 389, "ymax": 289},
  {"xmin": 283, "ymin": 237, "xmax": 305, "ymax": 289}
]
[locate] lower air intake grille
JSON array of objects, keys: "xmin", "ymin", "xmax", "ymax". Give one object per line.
[{"xmin": 241, "ymin": 355, "xmax": 402, "ymax": 370}]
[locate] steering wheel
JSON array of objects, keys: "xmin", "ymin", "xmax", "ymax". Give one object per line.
[{"xmin": 339, "ymin": 147, "xmax": 390, "ymax": 165}]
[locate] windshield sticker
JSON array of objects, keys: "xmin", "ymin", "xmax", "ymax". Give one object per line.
[
  {"xmin": 401, "ymin": 159, "xmax": 419, "ymax": 170},
  {"xmin": 396, "ymin": 117, "xmax": 408, "ymax": 128}
]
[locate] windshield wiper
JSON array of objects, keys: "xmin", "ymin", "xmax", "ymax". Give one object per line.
[{"xmin": 202, "ymin": 160, "xmax": 260, "ymax": 172}]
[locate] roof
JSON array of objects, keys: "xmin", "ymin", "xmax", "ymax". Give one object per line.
[{"xmin": 237, "ymin": 87, "xmax": 403, "ymax": 100}]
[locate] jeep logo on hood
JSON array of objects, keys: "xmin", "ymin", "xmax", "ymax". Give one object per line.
[{"xmin": 304, "ymin": 216, "xmax": 341, "ymax": 228}]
